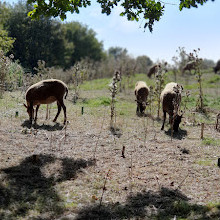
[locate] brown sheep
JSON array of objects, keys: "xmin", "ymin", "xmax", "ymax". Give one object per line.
[
  {"xmin": 147, "ymin": 64, "xmax": 160, "ymax": 78},
  {"xmin": 214, "ymin": 60, "xmax": 220, "ymax": 74},
  {"xmin": 161, "ymin": 82, "xmax": 183, "ymax": 132},
  {"xmin": 134, "ymin": 81, "xmax": 149, "ymax": 115},
  {"xmin": 24, "ymin": 79, "xmax": 68, "ymax": 124},
  {"xmin": 182, "ymin": 61, "xmax": 196, "ymax": 74}
]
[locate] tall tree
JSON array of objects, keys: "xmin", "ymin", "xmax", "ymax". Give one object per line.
[
  {"xmin": 136, "ymin": 55, "xmax": 153, "ymax": 74},
  {"xmin": 62, "ymin": 22, "xmax": 104, "ymax": 69},
  {"xmin": 5, "ymin": 1, "xmax": 65, "ymax": 70},
  {"xmin": 108, "ymin": 47, "xmax": 128, "ymax": 60},
  {"xmin": 0, "ymin": 2, "xmax": 15, "ymax": 53},
  {"xmin": 26, "ymin": 0, "xmax": 215, "ymax": 32}
]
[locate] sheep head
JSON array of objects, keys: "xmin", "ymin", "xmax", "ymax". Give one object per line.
[{"xmin": 136, "ymin": 100, "xmax": 148, "ymax": 114}]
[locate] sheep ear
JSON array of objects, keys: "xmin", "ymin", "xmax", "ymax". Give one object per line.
[{"xmin": 23, "ymin": 103, "xmax": 27, "ymax": 108}]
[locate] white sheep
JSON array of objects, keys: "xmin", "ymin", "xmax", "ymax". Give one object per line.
[
  {"xmin": 160, "ymin": 82, "xmax": 183, "ymax": 132},
  {"xmin": 24, "ymin": 79, "xmax": 68, "ymax": 124},
  {"xmin": 134, "ymin": 81, "xmax": 149, "ymax": 115}
]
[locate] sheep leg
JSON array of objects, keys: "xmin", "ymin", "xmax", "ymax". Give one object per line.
[
  {"xmin": 161, "ymin": 111, "xmax": 166, "ymax": 130},
  {"xmin": 136, "ymin": 104, "xmax": 140, "ymax": 115},
  {"xmin": 29, "ymin": 102, "xmax": 34, "ymax": 124},
  {"xmin": 60, "ymin": 100, "xmax": 67, "ymax": 124},
  {"xmin": 46, "ymin": 104, "xmax": 49, "ymax": 120},
  {"xmin": 53, "ymin": 102, "xmax": 61, "ymax": 122},
  {"xmin": 34, "ymin": 105, "xmax": 40, "ymax": 122}
]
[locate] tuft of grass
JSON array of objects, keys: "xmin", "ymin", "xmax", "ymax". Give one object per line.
[
  {"xmin": 206, "ymin": 74, "xmax": 220, "ymax": 84},
  {"xmin": 202, "ymin": 137, "xmax": 220, "ymax": 146},
  {"xmin": 116, "ymin": 100, "xmax": 136, "ymax": 116},
  {"xmin": 196, "ymin": 159, "xmax": 213, "ymax": 166},
  {"xmin": 82, "ymin": 97, "xmax": 111, "ymax": 107},
  {"xmin": 64, "ymin": 202, "xmax": 78, "ymax": 209}
]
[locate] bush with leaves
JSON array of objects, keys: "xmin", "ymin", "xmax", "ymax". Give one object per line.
[
  {"xmin": 0, "ymin": 51, "xmax": 24, "ymax": 96},
  {"xmin": 180, "ymin": 48, "xmax": 204, "ymax": 112}
]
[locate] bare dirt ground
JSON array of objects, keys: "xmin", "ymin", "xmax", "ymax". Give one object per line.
[{"xmin": 0, "ymin": 90, "xmax": 220, "ymax": 220}]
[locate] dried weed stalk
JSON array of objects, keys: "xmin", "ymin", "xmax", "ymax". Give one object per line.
[
  {"xmin": 154, "ymin": 63, "xmax": 167, "ymax": 118},
  {"xmin": 129, "ymin": 150, "xmax": 134, "ymax": 193},
  {"xmin": 182, "ymin": 48, "xmax": 204, "ymax": 112},
  {"xmin": 189, "ymin": 49, "xmax": 204, "ymax": 112},
  {"xmin": 72, "ymin": 62, "xmax": 87, "ymax": 103},
  {"xmin": 148, "ymin": 85, "xmax": 154, "ymax": 115},
  {"xmin": 93, "ymin": 111, "xmax": 106, "ymax": 160},
  {"xmin": 201, "ymin": 123, "xmax": 205, "ymax": 139},
  {"xmin": 109, "ymin": 70, "xmax": 121, "ymax": 128},
  {"xmin": 99, "ymin": 169, "xmax": 111, "ymax": 208},
  {"xmin": 143, "ymin": 116, "xmax": 148, "ymax": 146},
  {"xmin": 216, "ymin": 113, "xmax": 220, "ymax": 131}
]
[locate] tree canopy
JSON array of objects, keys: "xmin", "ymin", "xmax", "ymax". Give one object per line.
[
  {"xmin": 4, "ymin": 2, "xmax": 104, "ymax": 71},
  {"xmin": 27, "ymin": 0, "xmax": 214, "ymax": 32},
  {"xmin": 0, "ymin": 2, "xmax": 15, "ymax": 53}
]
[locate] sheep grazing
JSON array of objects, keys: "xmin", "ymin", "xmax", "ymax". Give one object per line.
[
  {"xmin": 24, "ymin": 79, "xmax": 68, "ymax": 124},
  {"xmin": 134, "ymin": 81, "xmax": 149, "ymax": 115},
  {"xmin": 147, "ymin": 64, "xmax": 160, "ymax": 78},
  {"xmin": 213, "ymin": 60, "xmax": 220, "ymax": 74},
  {"xmin": 161, "ymin": 82, "xmax": 183, "ymax": 132},
  {"xmin": 182, "ymin": 61, "xmax": 196, "ymax": 74}
]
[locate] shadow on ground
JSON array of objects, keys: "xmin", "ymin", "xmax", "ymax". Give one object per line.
[
  {"xmin": 75, "ymin": 187, "xmax": 219, "ymax": 220},
  {"xmin": 164, "ymin": 128, "xmax": 188, "ymax": 140},
  {"xmin": 21, "ymin": 120, "xmax": 64, "ymax": 131},
  {"xmin": 0, "ymin": 154, "xmax": 95, "ymax": 219}
]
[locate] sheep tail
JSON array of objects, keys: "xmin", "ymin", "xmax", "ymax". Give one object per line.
[{"xmin": 64, "ymin": 87, "xmax": 68, "ymax": 99}]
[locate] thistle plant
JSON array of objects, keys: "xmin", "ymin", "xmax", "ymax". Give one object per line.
[
  {"xmin": 182, "ymin": 90, "xmax": 191, "ymax": 113},
  {"xmin": 154, "ymin": 63, "xmax": 167, "ymax": 118},
  {"xmin": 187, "ymin": 49, "xmax": 204, "ymax": 112},
  {"xmin": 109, "ymin": 70, "xmax": 121, "ymax": 128},
  {"xmin": 148, "ymin": 85, "xmax": 154, "ymax": 115},
  {"xmin": 72, "ymin": 62, "xmax": 87, "ymax": 103}
]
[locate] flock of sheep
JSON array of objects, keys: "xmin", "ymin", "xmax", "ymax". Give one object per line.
[
  {"xmin": 23, "ymin": 59, "xmax": 220, "ymax": 132},
  {"xmin": 135, "ymin": 81, "xmax": 183, "ymax": 132},
  {"xmin": 23, "ymin": 78, "xmax": 184, "ymax": 134}
]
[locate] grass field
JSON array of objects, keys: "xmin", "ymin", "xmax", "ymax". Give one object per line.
[{"xmin": 0, "ymin": 71, "xmax": 220, "ymax": 220}]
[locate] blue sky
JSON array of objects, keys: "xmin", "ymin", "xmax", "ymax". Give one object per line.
[{"xmin": 6, "ymin": 0, "xmax": 220, "ymax": 64}]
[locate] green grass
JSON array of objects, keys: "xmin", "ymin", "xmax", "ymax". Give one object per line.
[
  {"xmin": 116, "ymin": 99, "xmax": 136, "ymax": 116},
  {"xmin": 206, "ymin": 74, "xmax": 220, "ymax": 84},
  {"xmin": 202, "ymin": 137, "xmax": 220, "ymax": 146},
  {"xmin": 80, "ymin": 73, "xmax": 154, "ymax": 91},
  {"xmin": 80, "ymin": 78, "xmax": 111, "ymax": 91},
  {"xmin": 196, "ymin": 159, "xmax": 214, "ymax": 166},
  {"xmin": 82, "ymin": 96, "xmax": 111, "ymax": 107}
]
